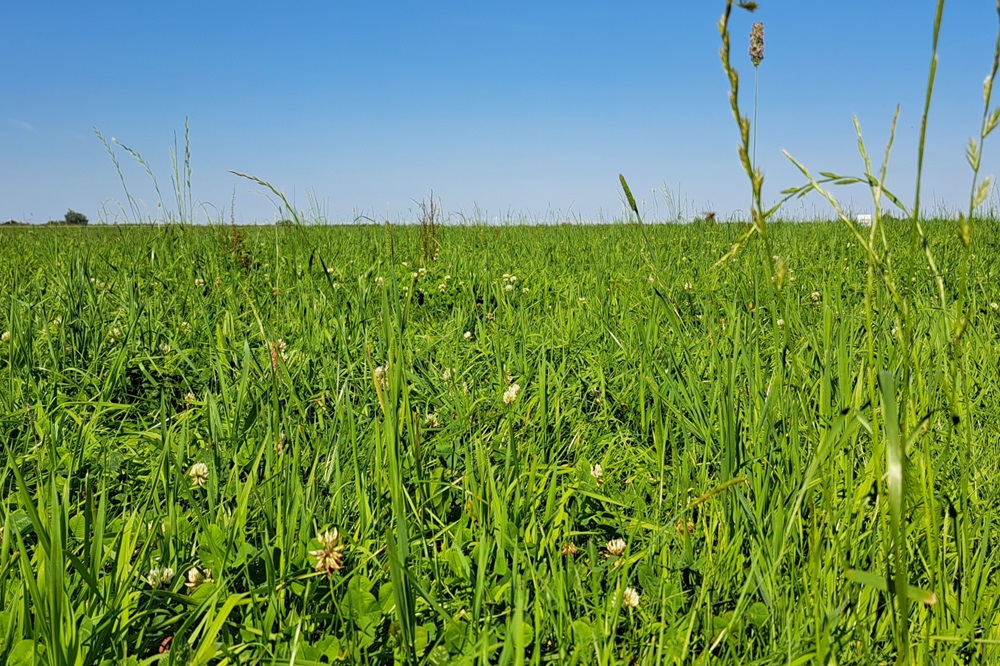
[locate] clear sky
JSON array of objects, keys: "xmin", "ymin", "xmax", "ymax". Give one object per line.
[{"xmin": 3, "ymin": 1, "xmax": 999, "ymax": 224}]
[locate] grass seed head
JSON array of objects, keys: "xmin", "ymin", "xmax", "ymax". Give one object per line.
[
  {"xmin": 374, "ymin": 363, "xmax": 389, "ymax": 388},
  {"xmin": 750, "ymin": 22, "xmax": 764, "ymax": 67}
]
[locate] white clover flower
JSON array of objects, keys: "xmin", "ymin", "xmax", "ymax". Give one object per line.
[
  {"xmin": 185, "ymin": 566, "xmax": 214, "ymax": 591},
  {"xmin": 438, "ymin": 283, "xmax": 446, "ymax": 293},
  {"xmin": 991, "ymin": 302, "xmax": 999, "ymax": 312},
  {"xmin": 189, "ymin": 462, "xmax": 209, "ymax": 487},
  {"xmin": 310, "ymin": 529, "xmax": 345, "ymax": 577},
  {"xmin": 622, "ymin": 587, "xmax": 640, "ymax": 609},
  {"xmin": 606, "ymin": 538, "xmax": 626, "ymax": 557},
  {"xmin": 522, "ymin": 287, "xmax": 530, "ymax": 294},
  {"xmin": 776, "ymin": 319, "xmax": 785, "ymax": 328},
  {"xmin": 194, "ymin": 278, "xmax": 205, "ymax": 287},
  {"xmin": 683, "ymin": 282, "xmax": 693, "ymax": 293},
  {"xmin": 464, "ymin": 331, "xmax": 472, "ymax": 341},
  {"xmin": 0, "ymin": 331, "xmax": 9, "ymax": 343},
  {"xmin": 180, "ymin": 321, "xmax": 191, "ymax": 333},
  {"xmin": 424, "ymin": 412, "xmax": 440, "ymax": 428},
  {"xmin": 505, "ymin": 284, "xmax": 514, "ymax": 292},
  {"xmin": 811, "ymin": 291, "xmax": 821, "ymax": 303},
  {"xmin": 159, "ymin": 344, "xmax": 172, "ymax": 355},
  {"xmin": 144, "ymin": 566, "xmax": 175, "ymax": 589},
  {"xmin": 578, "ymin": 297, "xmax": 586, "ymax": 304},
  {"xmin": 502, "ymin": 383, "xmax": 520, "ymax": 404}
]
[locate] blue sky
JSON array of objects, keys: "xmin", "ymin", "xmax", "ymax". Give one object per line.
[{"xmin": 3, "ymin": 1, "xmax": 999, "ymax": 224}]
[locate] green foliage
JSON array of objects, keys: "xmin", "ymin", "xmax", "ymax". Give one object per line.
[{"xmin": 63, "ymin": 210, "xmax": 88, "ymax": 226}]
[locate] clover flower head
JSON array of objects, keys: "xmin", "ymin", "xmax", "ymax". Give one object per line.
[
  {"xmin": 184, "ymin": 566, "xmax": 214, "ymax": 591},
  {"xmin": 189, "ymin": 462, "xmax": 209, "ymax": 487},
  {"xmin": 606, "ymin": 538, "xmax": 626, "ymax": 557},
  {"xmin": 310, "ymin": 528, "xmax": 345, "ymax": 577},
  {"xmin": 144, "ymin": 566, "xmax": 175, "ymax": 589}
]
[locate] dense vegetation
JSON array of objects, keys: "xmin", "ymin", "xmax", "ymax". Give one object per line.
[{"xmin": 1, "ymin": 220, "xmax": 998, "ymax": 664}]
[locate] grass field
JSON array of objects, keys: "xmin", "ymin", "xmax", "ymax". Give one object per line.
[{"xmin": 1, "ymin": 219, "xmax": 998, "ymax": 664}]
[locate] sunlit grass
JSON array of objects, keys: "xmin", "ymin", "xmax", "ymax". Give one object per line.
[{"xmin": 0, "ymin": 219, "xmax": 998, "ymax": 663}]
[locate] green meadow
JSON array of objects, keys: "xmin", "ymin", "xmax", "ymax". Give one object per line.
[{"xmin": 1, "ymin": 219, "xmax": 999, "ymax": 664}]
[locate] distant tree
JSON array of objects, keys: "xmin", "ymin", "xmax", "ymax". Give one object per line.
[{"xmin": 64, "ymin": 209, "xmax": 88, "ymax": 225}]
